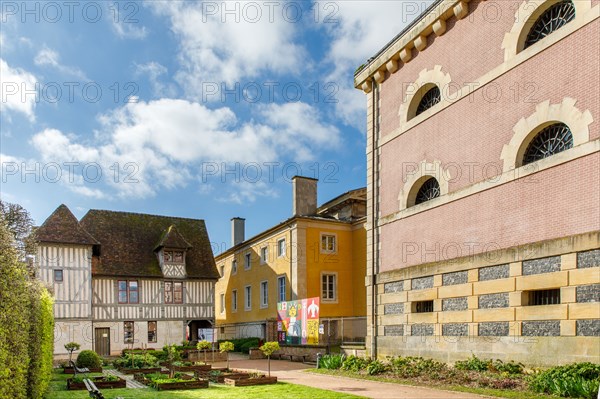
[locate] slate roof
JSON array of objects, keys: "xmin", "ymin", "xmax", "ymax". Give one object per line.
[
  {"xmin": 155, "ymin": 225, "xmax": 192, "ymax": 250},
  {"xmin": 35, "ymin": 204, "xmax": 99, "ymax": 245}
]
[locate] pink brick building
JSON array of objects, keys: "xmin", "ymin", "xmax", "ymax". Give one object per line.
[{"xmin": 355, "ymin": 0, "xmax": 599, "ymax": 365}]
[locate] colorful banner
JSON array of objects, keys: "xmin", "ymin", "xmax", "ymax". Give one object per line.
[{"xmin": 277, "ymin": 297, "xmax": 319, "ymax": 345}]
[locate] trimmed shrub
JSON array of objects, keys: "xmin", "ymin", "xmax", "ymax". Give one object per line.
[
  {"xmin": 114, "ymin": 353, "xmax": 158, "ymax": 369},
  {"xmin": 76, "ymin": 350, "xmax": 102, "ymax": 369},
  {"xmin": 26, "ymin": 282, "xmax": 54, "ymax": 399}
]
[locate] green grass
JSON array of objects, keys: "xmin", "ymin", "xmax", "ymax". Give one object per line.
[
  {"xmin": 47, "ymin": 369, "xmax": 359, "ymax": 399},
  {"xmin": 308, "ymin": 369, "xmax": 555, "ymax": 399}
]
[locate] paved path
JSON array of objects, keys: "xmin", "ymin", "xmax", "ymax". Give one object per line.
[
  {"xmin": 210, "ymin": 358, "xmax": 486, "ymax": 399},
  {"xmin": 104, "ymin": 368, "xmax": 148, "ymax": 389}
]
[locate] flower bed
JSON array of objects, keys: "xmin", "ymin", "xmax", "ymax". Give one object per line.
[
  {"xmin": 66, "ymin": 375, "xmax": 126, "ymax": 390},
  {"xmin": 169, "ymin": 361, "xmax": 212, "ymax": 372},
  {"xmin": 134, "ymin": 372, "xmax": 208, "ymax": 390},
  {"xmin": 119, "ymin": 367, "xmax": 162, "ymax": 375},
  {"xmin": 63, "ymin": 366, "xmax": 102, "ymax": 374},
  {"xmin": 204, "ymin": 371, "xmax": 251, "ymax": 383},
  {"xmin": 224, "ymin": 376, "xmax": 278, "ymax": 386}
]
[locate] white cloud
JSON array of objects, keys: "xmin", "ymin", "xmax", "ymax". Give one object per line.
[
  {"xmin": 30, "ymin": 99, "xmax": 339, "ymax": 200},
  {"xmin": 134, "ymin": 62, "xmax": 177, "ymax": 98},
  {"xmin": 148, "ymin": 1, "xmax": 307, "ymax": 96},
  {"xmin": 111, "ymin": 19, "xmax": 148, "ymax": 39},
  {"xmin": 0, "ymin": 58, "xmax": 38, "ymax": 121},
  {"xmin": 34, "ymin": 47, "xmax": 88, "ymax": 80}
]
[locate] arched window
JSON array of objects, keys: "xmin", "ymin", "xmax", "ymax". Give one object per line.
[
  {"xmin": 415, "ymin": 86, "xmax": 441, "ymax": 117},
  {"xmin": 522, "ymin": 122, "xmax": 573, "ymax": 165},
  {"xmin": 524, "ymin": 0, "xmax": 575, "ymax": 49},
  {"xmin": 414, "ymin": 177, "xmax": 441, "ymax": 205}
]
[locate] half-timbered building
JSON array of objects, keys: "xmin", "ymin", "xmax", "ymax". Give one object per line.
[{"xmin": 35, "ymin": 205, "xmax": 218, "ymax": 358}]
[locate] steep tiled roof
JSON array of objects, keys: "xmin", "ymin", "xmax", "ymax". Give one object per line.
[
  {"xmin": 155, "ymin": 225, "xmax": 192, "ymax": 250},
  {"xmin": 79, "ymin": 210, "xmax": 218, "ymax": 279},
  {"xmin": 36, "ymin": 204, "xmax": 99, "ymax": 245}
]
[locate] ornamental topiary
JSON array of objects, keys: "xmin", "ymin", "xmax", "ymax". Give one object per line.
[{"xmin": 76, "ymin": 350, "xmax": 102, "ymax": 369}]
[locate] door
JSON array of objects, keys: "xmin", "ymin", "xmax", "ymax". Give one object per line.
[{"xmin": 95, "ymin": 328, "xmax": 110, "ymax": 356}]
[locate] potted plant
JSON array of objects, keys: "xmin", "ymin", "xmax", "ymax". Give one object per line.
[
  {"xmin": 219, "ymin": 341, "xmax": 234, "ymax": 370},
  {"xmin": 259, "ymin": 341, "xmax": 280, "ymax": 377}
]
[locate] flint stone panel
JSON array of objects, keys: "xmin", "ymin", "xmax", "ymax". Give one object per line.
[
  {"xmin": 479, "ymin": 322, "xmax": 509, "ymax": 336},
  {"xmin": 384, "ymin": 303, "xmax": 404, "ymax": 315},
  {"xmin": 522, "ymin": 321, "xmax": 560, "ymax": 336},
  {"xmin": 442, "ymin": 271, "xmax": 468, "ymax": 286},
  {"xmin": 577, "ymin": 249, "xmax": 600, "ymax": 269},
  {"xmin": 479, "ymin": 293, "xmax": 509, "ymax": 309},
  {"xmin": 576, "ymin": 319, "xmax": 600, "ymax": 336},
  {"xmin": 411, "ymin": 276, "xmax": 434, "ymax": 290},
  {"xmin": 442, "ymin": 323, "xmax": 468, "ymax": 336},
  {"xmin": 411, "ymin": 324, "xmax": 434, "ymax": 336},
  {"xmin": 384, "ymin": 325, "xmax": 404, "ymax": 336},
  {"xmin": 576, "ymin": 284, "xmax": 600, "ymax": 303},
  {"xmin": 442, "ymin": 297, "xmax": 468, "ymax": 311},
  {"xmin": 384, "ymin": 281, "xmax": 404, "ymax": 293},
  {"xmin": 479, "ymin": 264, "xmax": 509, "ymax": 281},
  {"xmin": 522, "ymin": 256, "xmax": 561, "ymax": 275}
]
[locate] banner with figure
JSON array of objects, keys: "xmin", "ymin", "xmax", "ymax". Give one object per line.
[{"xmin": 277, "ymin": 297, "xmax": 319, "ymax": 345}]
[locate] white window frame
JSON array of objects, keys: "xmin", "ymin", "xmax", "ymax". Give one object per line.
[
  {"xmin": 321, "ymin": 272, "xmax": 338, "ymax": 303},
  {"xmin": 232, "ymin": 289, "xmax": 238, "ymax": 312},
  {"xmin": 260, "ymin": 280, "xmax": 268, "ymax": 308},
  {"xmin": 219, "ymin": 293, "xmax": 225, "ymax": 314},
  {"xmin": 244, "ymin": 285, "xmax": 252, "ymax": 311},
  {"xmin": 277, "ymin": 275, "xmax": 286, "ymax": 302},
  {"xmin": 320, "ymin": 233, "xmax": 337, "ymax": 254},
  {"xmin": 260, "ymin": 246, "xmax": 268, "ymax": 264},
  {"xmin": 244, "ymin": 252, "xmax": 251, "ymax": 270},
  {"xmin": 232, "ymin": 259, "xmax": 237, "ymax": 275},
  {"xmin": 277, "ymin": 238, "xmax": 286, "ymax": 258}
]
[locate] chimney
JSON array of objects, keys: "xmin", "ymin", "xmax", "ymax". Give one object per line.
[
  {"xmin": 231, "ymin": 217, "xmax": 245, "ymax": 247},
  {"xmin": 292, "ymin": 176, "xmax": 318, "ymax": 217}
]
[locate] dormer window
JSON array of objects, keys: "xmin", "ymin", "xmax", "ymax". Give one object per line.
[{"xmin": 164, "ymin": 250, "xmax": 184, "ymax": 263}]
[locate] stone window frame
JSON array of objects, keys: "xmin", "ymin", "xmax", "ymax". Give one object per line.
[
  {"xmin": 502, "ymin": 0, "xmax": 592, "ymax": 61},
  {"xmin": 231, "ymin": 289, "xmax": 238, "ymax": 313},
  {"xmin": 398, "ymin": 65, "xmax": 452, "ymax": 127},
  {"xmin": 260, "ymin": 246, "xmax": 268, "ymax": 264},
  {"xmin": 244, "ymin": 285, "xmax": 252, "ymax": 311},
  {"xmin": 277, "ymin": 238, "xmax": 286, "ymax": 258},
  {"xmin": 260, "ymin": 280, "xmax": 269, "ymax": 309},
  {"xmin": 398, "ymin": 160, "xmax": 450, "ymax": 211},
  {"xmin": 501, "ymin": 98, "xmax": 593, "ymax": 173},
  {"xmin": 244, "ymin": 252, "xmax": 252, "ymax": 270},
  {"xmin": 320, "ymin": 233, "xmax": 338, "ymax": 254},
  {"xmin": 219, "ymin": 293, "xmax": 225, "ymax": 314},
  {"xmin": 321, "ymin": 271, "xmax": 338, "ymax": 303}
]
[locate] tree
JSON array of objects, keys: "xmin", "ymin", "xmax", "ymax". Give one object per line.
[
  {"xmin": 219, "ymin": 341, "xmax": 234, "ymax": 370},
  {"xmin": 0, "ymin": 201, "xmax": 37, "ymax": 263},
  {"xmin": 197, "ymin": 340, "xmax": 211, "ymax": 364},
  {"xmin": 259, "ymin": 342, "xmax": 280, "ymax": 377},
  {"xmin": 64, "ymin": 342, "xmax": 81, "ymax": 364}
]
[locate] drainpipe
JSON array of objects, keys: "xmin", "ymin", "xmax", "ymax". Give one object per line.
[
  {"xmin": 288, "ymin": 222, "xmax": 294, "ymax": 300},
  {"xmin": 371, "ymin": 77, "xmax": 380, "ymax": 359}
]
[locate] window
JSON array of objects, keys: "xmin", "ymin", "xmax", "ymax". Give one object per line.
[
  {"xmin": 124, "ymin": 321, "xmax": 134, "ymax": 344},
  {"xmin": 278, "ymin": 276, "xmax": 286, "ymax": 302},
  {"xmin": 260, "ymin": 281, "xmax": 268, "ymax": 308},
  {"xmin": 260, "ymin": 247, "xmax": 268, "ymax": 264},
  {"xmin": 413, "ymin": 300, "xmax": 434, "ymax": 313},
  {"xmin": 322, "ymin": 273, "xmax": 337, "ymax": 301},
  {"xmin": 277, "ymin": 239, "xmax": 286, "ymax": 257},
  {"xmin": 415, "ymin": 86, "xmax": 441, "ymax": 116},
  {"xmin": 232, "ymin": 290, "xmax": 238, "ymax": 312},
  {"xmin": 164, "ymin": 281, "xmax": 183, "ymax": 304},
  {"xmin": 414, "ymin": 177, "xmax": 441, "ymax": 205},
  {"xmin": 232, "ymin": 259, "xmax": 237, "ymax": 274},
  {"xmin": 524, "ymin": 0, "xmax": 575, "ymax": 49},
  {"xmin": 523, "ymin": 123, "xmax": 573, "ymax": 165},
  {"xmin": 118, "ymin": 280, "xmax": 138, "ymax": 304},
  {"xmin": 220, "ymin": 293, "xmax": 225, "ymax": 314},
  {"xmin": 54, "ymin": 269, "xmax": 63, "ymax": 283},
  {"xmin": 528, "ymin": 289, "xmax": 561, "ymax": 305},
  {"xmin": 220, "ymin": 265, "xmax": 225, "ymax": 277},
  {"xmin": 245, "ymin": 285, "xmax": 252, "ymax": 310},
  {"xmin": 321, "ymin": 234, "xmax": 336, "ymax": 253},
  {"xmin": 164, "ymin": 250, "xmax": 184, "ymax": 263},
  {"xmin": 148, "ymin": 321, "xmax": 157, "ymax": 343},
  {"xmin": 244, "ymin": 253, "xmax": 251, "ymax": 270}
]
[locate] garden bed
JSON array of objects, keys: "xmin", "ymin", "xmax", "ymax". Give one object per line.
[
  {"xmin": 224, "ymin": 376, "xmax": 278, "ymax": 386},
  {"xmin": 119, "ymin": 367, "xmax": 162, "ymax": 375},
  {"xmin": 62, "ymin": 366, "xmax": 102, "ymax": 374},
  {"xmin": 171, "ymin": 364, "xmax": 212, "ymax": 372},
  {"xmin": 66, "ymin": 376, "xmax": 126, "ymax": 390},
  {"xmin": 205, "ymin": 371, "xmax": 250, "ymax": 383},
  {"xmin": 134, "ymin": 372, "xmax": 209, "ymax": 390}
]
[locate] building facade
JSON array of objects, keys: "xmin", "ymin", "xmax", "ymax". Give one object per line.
[
  {"xmin": 215, "ymin": 177, "xmax": 367, "ymax": 343},
  {"xmin": 355, "ymin": 0, "xmax": 599, "ymax": 365},
  {"xmin": 35, "ymin": 205, "xmax": 218, "ymax": 358}
]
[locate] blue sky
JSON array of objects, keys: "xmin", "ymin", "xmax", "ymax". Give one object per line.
[{"xmin": 1, "ymin": 1, "xmax": 432, "ymax": 253}]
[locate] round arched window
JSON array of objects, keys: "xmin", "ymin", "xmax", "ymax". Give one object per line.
[
  {"xmin": 523, "ymin": 122, "xmax": 573, "ymax": 165},
  {"xmin": 414, "ymin": 177, "xmax": 441, "ymax": 205},
  {"xmin": 524, "ymin": 0, "xmax": 575, "ymax": 49},
  {"xmin": 415, "ymin": 86, "xmax": 441, "ymax": 116}
]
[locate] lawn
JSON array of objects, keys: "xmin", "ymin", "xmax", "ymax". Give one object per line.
[{"xmin": 46, "ymin": 369, "xmax": 360, "ymax": 399}]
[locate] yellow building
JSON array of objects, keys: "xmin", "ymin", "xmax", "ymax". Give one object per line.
[{"xmin": 215, "ymin": 177, "xmax": 366, "ymax": 343}]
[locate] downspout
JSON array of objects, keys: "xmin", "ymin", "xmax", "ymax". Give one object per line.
[
  {"xmin": 371, "ymin": 77, "xmax": 380, "ymax": 359},
  {"xmin": 288, "ymin": 222, "xmax": 293, "ymax": 300}
]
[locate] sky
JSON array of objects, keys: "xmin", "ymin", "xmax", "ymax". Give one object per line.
[{"xmin": 1, "ymin": 0, "xmax": 433, "ymax": 254}]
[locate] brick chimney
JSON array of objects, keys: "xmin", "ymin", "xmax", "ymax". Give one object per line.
[
  {"xmin": 292, "ymin": 176, "xmax": 318, "ymax": 217},
  {"xmin": 231, "ymin": 217, "xmax": 245, "ymax": 247}
]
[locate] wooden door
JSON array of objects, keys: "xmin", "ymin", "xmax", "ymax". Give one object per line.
[{"xmin": 94, "ymin": 328, "xmax": 110, "ymax": 356}]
